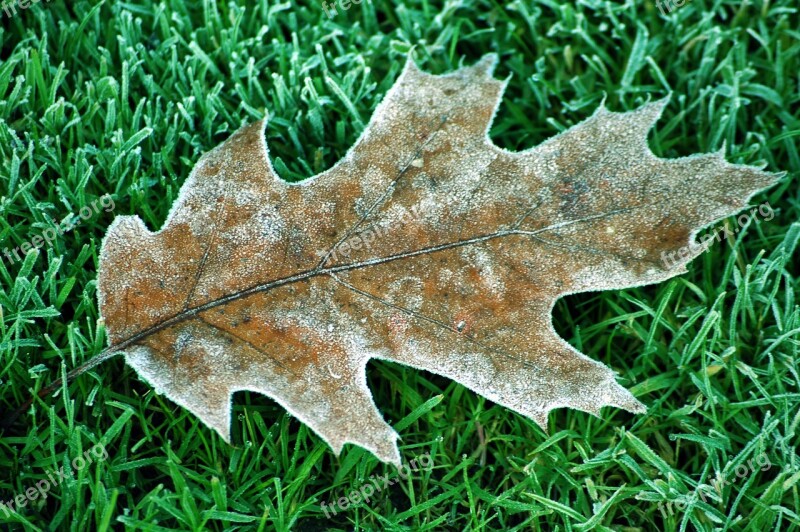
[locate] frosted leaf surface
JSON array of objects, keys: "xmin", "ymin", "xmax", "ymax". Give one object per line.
[{"xmin": 97, "ymin": 55, "xmax": 779, "ymax": 465}]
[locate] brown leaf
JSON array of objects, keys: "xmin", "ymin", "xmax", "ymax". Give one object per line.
[{"xmin": 97, "ymin": 55, "xmax": 778, "ymax": 465}]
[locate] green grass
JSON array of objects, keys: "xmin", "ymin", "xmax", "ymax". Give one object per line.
[{"xmin": 1, "ymin": 0, "xmax": 799, "ymax": 530}]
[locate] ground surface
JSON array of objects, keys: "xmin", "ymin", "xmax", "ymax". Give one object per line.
[{"xmin": 0, "ymin": 0, "xmax": 799, "ymax": 530}]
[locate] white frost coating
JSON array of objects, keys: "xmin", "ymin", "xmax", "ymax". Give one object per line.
[
  {"xmin": 385, "ymin": 277, "xmax": 425, "ymax": 311},
  {"xmin": 461, "ymin": 246, "xmax": 505, "ymax": 295},
  {"xmin": 98, "ymin": 53, "xmax": 780, "ymax": 467}
]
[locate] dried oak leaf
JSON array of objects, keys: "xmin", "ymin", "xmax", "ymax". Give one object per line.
[{"xmin": 98, "ymin": 55, "xmax": 778, "ymax": 465}]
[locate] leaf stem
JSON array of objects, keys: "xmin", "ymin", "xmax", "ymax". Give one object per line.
[{"xmin": 0, "ymin": 347, "xmax": 122, "ymax": 432}]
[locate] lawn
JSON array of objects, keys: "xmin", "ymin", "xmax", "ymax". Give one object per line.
[{"xmin": 1, "ymin": 0, "xmax": 799, "ymax": 530}]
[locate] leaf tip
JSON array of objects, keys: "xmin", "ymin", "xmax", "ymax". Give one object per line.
[
  {"xmin": 401, "ymin": 53, "xmax": 423, "ymax": 78},
  {"xmin": 328, "ymin": 432, "xmax": 402, "ymax": 467},
  {"xmin": 216, "ymin": 425, "xmax": 233, "ymax": 444},
  {"xmin": 531, "ymin": 410, "xmax": 550, "ymax": 433},
  {"xmin": 601, "ymin": 374, "xmax": 647, "ymax": 415},
  {"xmin": 633, "ymin": 93, "xmax": 670, "ymax": 128},
  {"xmin": 647, "ymin": 92, "xmax": 672, "ymax": 110},
  {"xmin": 469, "ymin": 53, "xmax": 499, "ymax": 77},
  {"xmin": 717, "ymin": 139, "xmax": 727, "ymax": 157}
]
